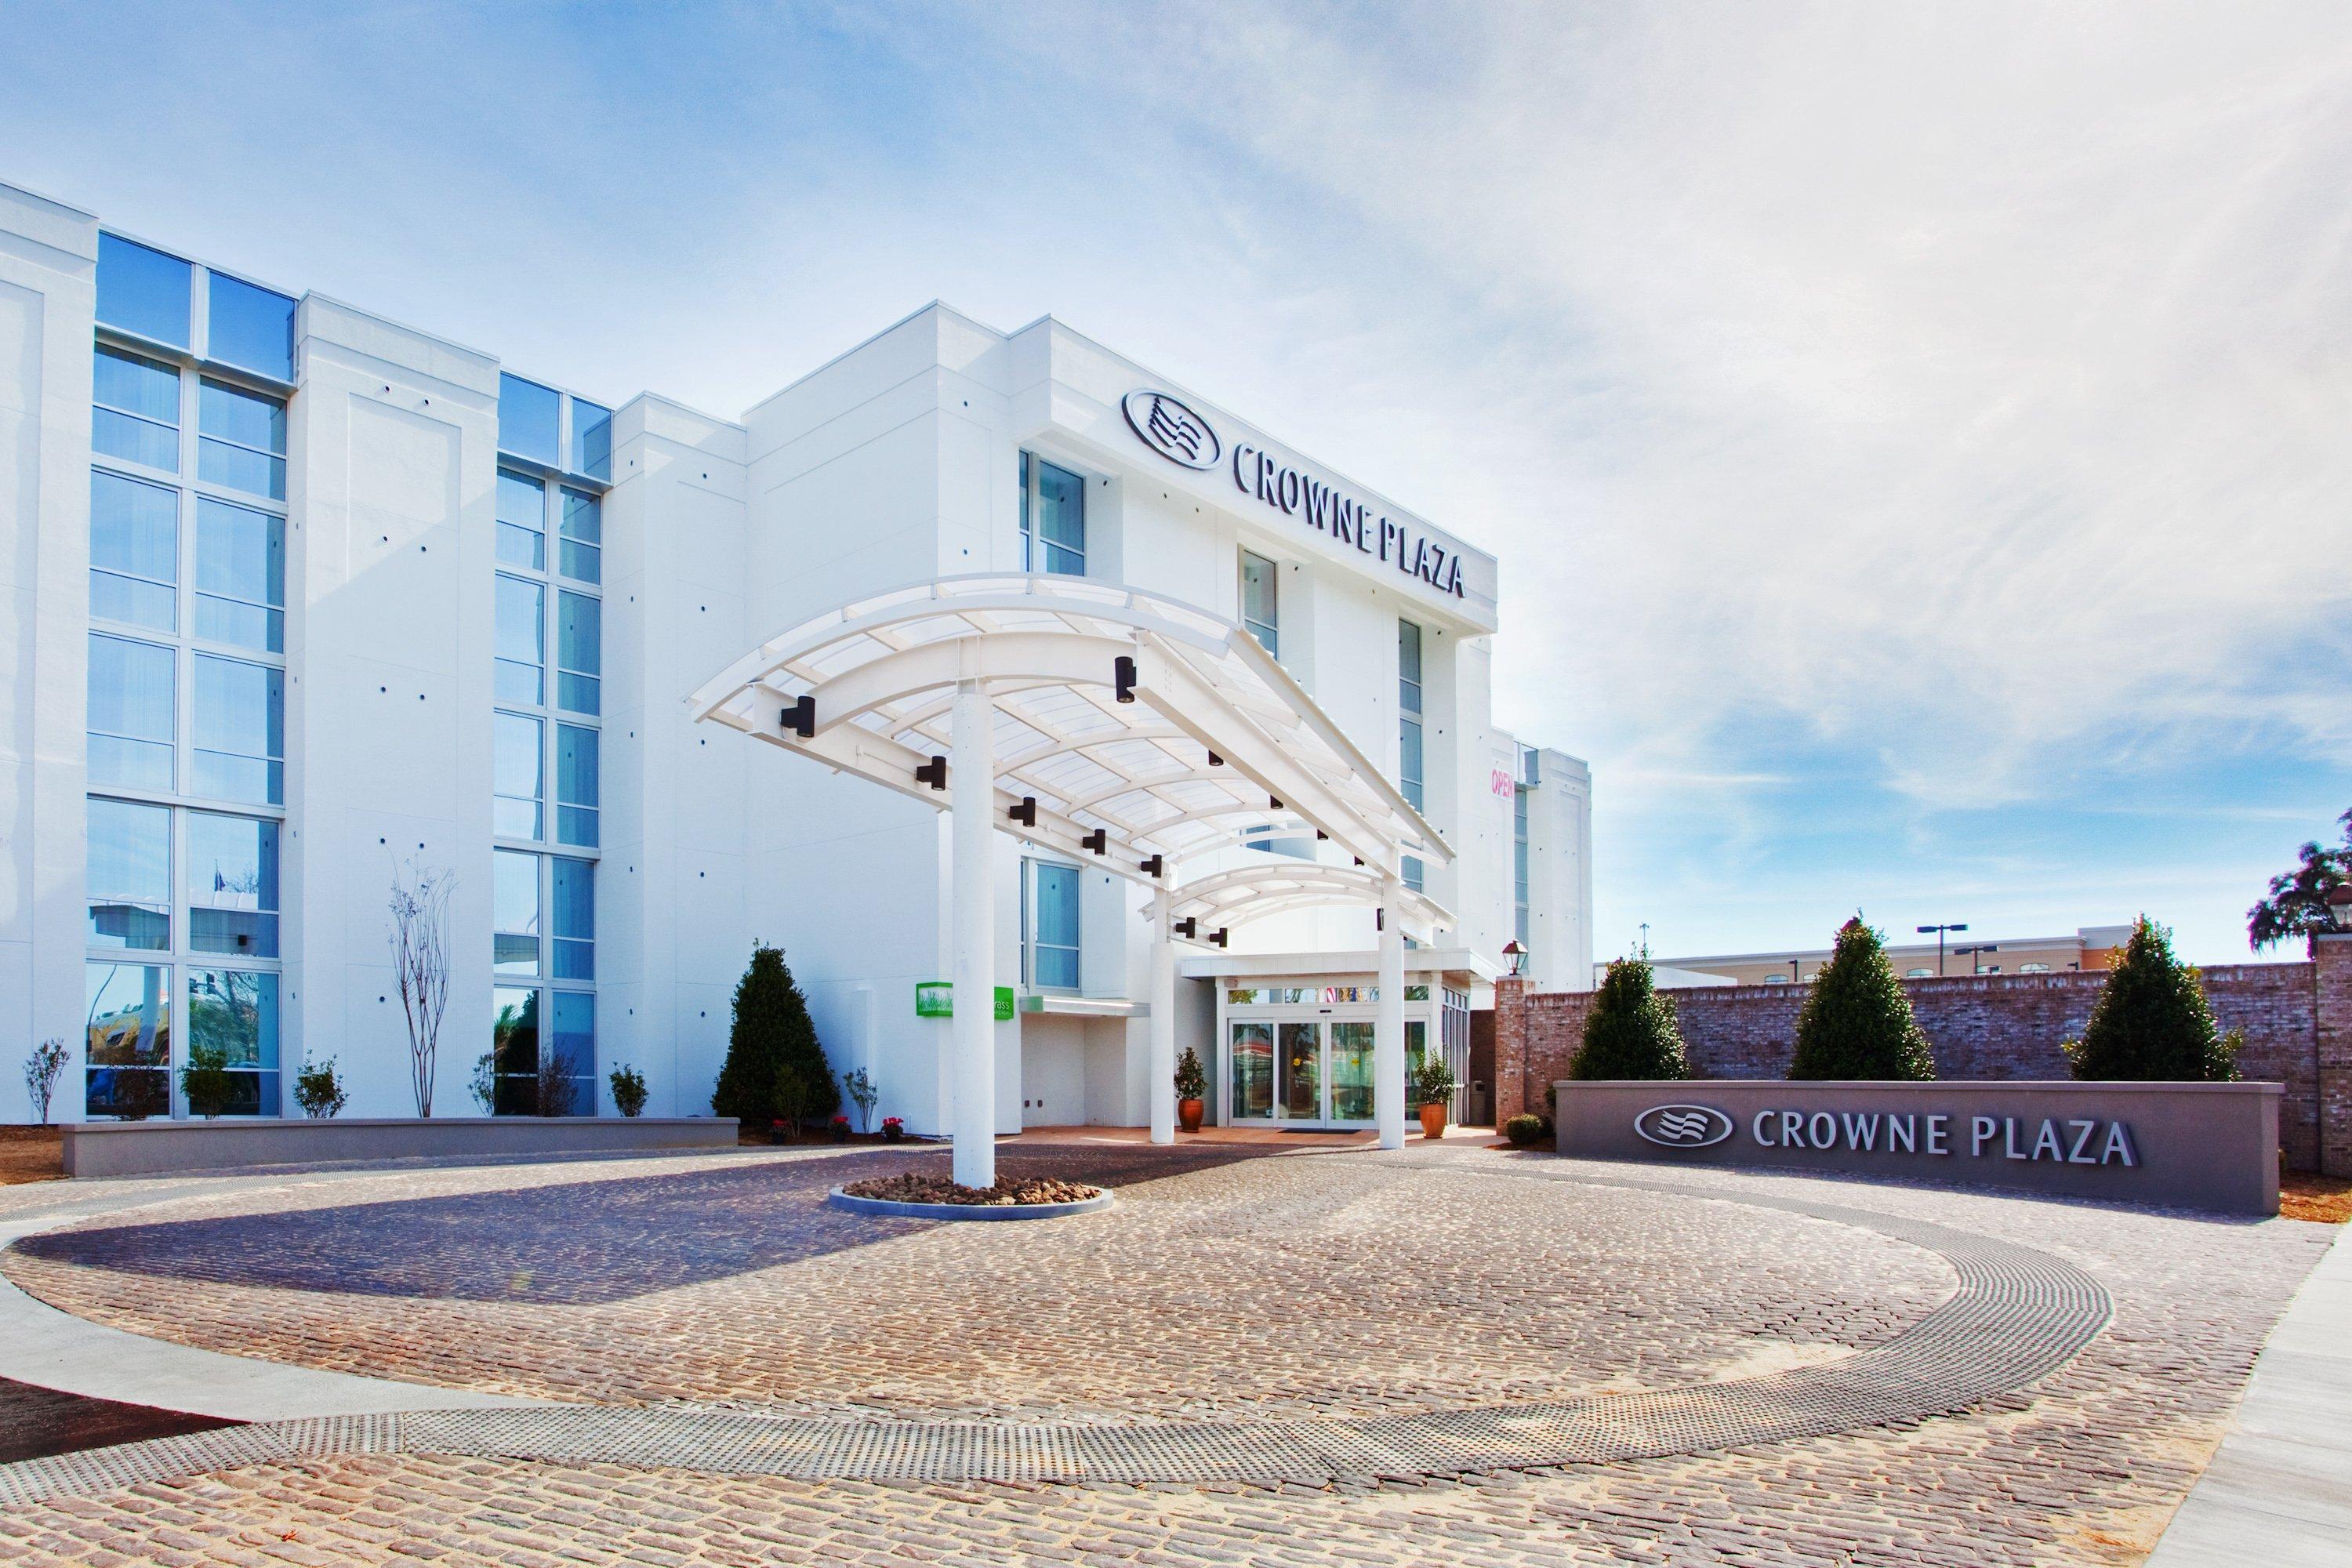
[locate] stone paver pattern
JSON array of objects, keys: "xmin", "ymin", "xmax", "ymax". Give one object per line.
[{"xmin": 0, "ymin": 1142, "xmax": 2332, "ymax": 1566}]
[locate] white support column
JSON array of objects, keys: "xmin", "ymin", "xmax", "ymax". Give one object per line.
[
  {"xmin": 1376, "ymin": 877, "xmax": 1407, "ymax": 1151},
  {"xmin": 1149, "ymin": 884, "xmax": 1176, "ymax": 1144},
  {"xmin": 950, "ymin": 680, "xmax": 996, "ymax": 1189}
]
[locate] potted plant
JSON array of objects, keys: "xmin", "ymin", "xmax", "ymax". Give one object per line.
[
  {"xmin": 1412, "ymin": 1053, "xmax": 1457, "ymax": 1140},
  {"xmin": 829, "ymin": 1114, "xmax": 851, "ymax": 1144},
  {"xmin": 882, "ymin": 1116, "xmax": 906, "ymax": 1144},
  {"xmin": 1173, "ymin": 1046, "xmax": 1207, "ymax": 1133}
]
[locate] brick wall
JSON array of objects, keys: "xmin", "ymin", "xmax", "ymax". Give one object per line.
[{"xmin": 1495, "ymin": 959, "xmax": 2335, "ymax": 1172}]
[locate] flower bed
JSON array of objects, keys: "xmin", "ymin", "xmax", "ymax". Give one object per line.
[{"xmin": 840, "ymin": 1171, "xmax": 1104, "ymax": 1207}]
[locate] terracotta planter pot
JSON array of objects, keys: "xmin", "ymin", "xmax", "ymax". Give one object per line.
[
  {"xmin": 1418, "ymin": 1102, "xmax": 1448, "ymax": 1139},
  {"xmin": 1178, "ymin": 1098, "xmax": 1205, "ymax": 1134}
]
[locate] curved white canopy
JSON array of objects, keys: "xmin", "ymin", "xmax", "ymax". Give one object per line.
[
  {"xmin": 1164, "ymin": 862, "xmax": 1454, "ymax": 948},
  {"xmin": 688, "ymin": 574, "xmax": 1450, "ymax": 888}
]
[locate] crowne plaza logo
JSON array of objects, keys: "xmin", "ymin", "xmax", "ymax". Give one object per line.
[
  {"xmin": 1633, "ymin": 1103, "xmax": 1734, "ymax": 1149},
  {"xmin": 1122, "ymin": 390, "xmax": 1221, "ymax": 470}
]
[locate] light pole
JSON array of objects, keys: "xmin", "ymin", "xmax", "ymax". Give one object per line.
[{"xmin": 1918, "ymin": 923, "xmax": 1967, "ymax": 978}]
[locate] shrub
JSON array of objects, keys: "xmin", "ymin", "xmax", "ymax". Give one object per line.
[
  {"xmin": 536, "ymin": 1051, "xmax": 579, "ymax": 1117},
  {"xmin": 1789, "ymin": 917, "xmax": 1936, "ymax": 1080},
  {"xmin": 292, "ymin": 1056, "xmax": 347, "ymax": 1119},
  {"xmin": 713, "ymin": 944, "xmax": 836, "ymax": 1125},
  {"xmin": 180, "ymin": 1041, "xmax": 235, "ymax": 1119},
  {"xmin": 1173, "ymin": 1047, "xmax": 1207, "ymax": 1101},
  {"xmin": 1503, "ymin": 1113, "xmax": 1547, "ymax": 1146},
  {"xmin": 2064, "ymin": 916, "xmax": 2242, "ymax": 1081},
  {"xmin": 1412, "ymin": 1052, "xmax": 1457, "ymax": 1107},
  {"xmin": 609, "ymin": 1064, "xmax": 648, "ymax": 1118},
  {"xmin": 469, "ymin": 1052, "xmax": 496, "ymax": 1114},
  {"xmin": 842, "ymin": 1066, "xmax": 879, "ymax": 1132},
  {"xmin": 769, "ymin": 1063, "xmax": 811, "ymax": 1138},
  {"xmin": 21, "ymin": 1037, "xmax": 68, "ymax": 1125},
  {"xmin": 1570, "ymin": 956, "xmax": 1690, "ymax": 1080}
]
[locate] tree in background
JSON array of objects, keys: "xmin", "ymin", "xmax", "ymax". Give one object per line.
[
  {"xmin": 713, "ymin": 944, "xmax": 836, "ymax": 1127},
  {"xmin": 2248, "ymin": 809, "xmax": 2350, "ymax": 951},
  {"xmin": 1788, "ymin": 917, "xmax": 1936, "ymax": 1080},
  {"xmin": 2066, "ymin": 916, "xmax": 2241, "ymax": 1081},
  {"xmin": 1570, "ymin": 956, "xmax": 1691, "ymax": 1080}
]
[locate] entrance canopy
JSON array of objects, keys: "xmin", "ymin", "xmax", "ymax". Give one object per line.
[
  {"xmin": 688, "ymin": 575, "xmax": 1450, "ymax": 885},
  {"xmin": 1166, "ymin": 862, "xmax": 1452, "ymax": 948}
]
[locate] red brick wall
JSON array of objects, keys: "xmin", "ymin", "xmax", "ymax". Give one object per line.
[
  {"xmin": 2317, "ymin": 937, "xmax": 2352, "ymax": 1176},
  {"xmin": 1495, "ymin": 960, "xmax": 2329, "ymax": 1171}
]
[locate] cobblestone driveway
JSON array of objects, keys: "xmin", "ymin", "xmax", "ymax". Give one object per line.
[{"xmin": 0, "ymin": 1142, "xmax": 2332, "ymax": 1566}]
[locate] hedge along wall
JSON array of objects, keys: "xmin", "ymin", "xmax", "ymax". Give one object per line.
[{"xmin": 1498, "ymin": 962, "xmax": 2325, "ymax": 1171}]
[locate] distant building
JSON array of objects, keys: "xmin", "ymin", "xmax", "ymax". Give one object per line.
[{"xmin": 1619, "ymin": 926, "xmax": 2135, "ymax": 989}]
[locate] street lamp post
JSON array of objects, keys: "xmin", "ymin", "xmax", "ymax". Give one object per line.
[{"xmin": 1918, "ymin": 923, "xmax": 1968, "ymax": 978}]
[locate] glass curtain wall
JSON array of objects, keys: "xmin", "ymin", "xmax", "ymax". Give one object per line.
[
  {"xmin": 85, "ymin": 234, "xmax": 292, "ymax": 1117},
  {"xmin": 490, "ymin": 374, "xmax": 606, "ymax": 1112},
  {"xmin": 1018, "ymin": 452, "xmax": 1086, "ymax": 575},
  {"xmin": 1398, "ymin": 619, "xmax": 1425, "ymax": 892}
]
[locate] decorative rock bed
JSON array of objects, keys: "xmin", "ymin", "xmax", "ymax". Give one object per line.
[{"xmin": 827, "ymin": 1171, "xmax": 1112, "ymax": 1221}]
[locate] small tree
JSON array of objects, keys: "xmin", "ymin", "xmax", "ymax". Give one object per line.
[
  {"xmin": 389, "ymin": 859, "xmax": 455, "ymax": 1116},
  {"xmin": 22, "ymin": 1037, "xmax": 68, "ymax": 1125},
  {"xmin": 769, "ymin": 1064, "xmax": 810, "ymax": 1138},
  {"xmin": 1788, "ymin": 917, "xmax": 1936, "ymax": 1080},
  {"xmin": 2248, "ymin": 809, "xmax": 2350, "ymax": 951},
  {"xmin": 469, "ymin": 1052, "xmax": 496, "ymax": 1114},
  {"xmin": 293, "ymin": 1056, "xmax": 347, "ymax": 1119},
  {"xmin": 609, "ymin": 1065, "xmax": 648, "ymax": 1118},
  {"xmin": 2065, "ymin": 916, "xmax": 2242, "ymax": 1081},
  {"xmin": 841, "ymin": 1066, "xmax": 878, "ymax": 1132},
  {"xmin": 713, "ymin": 944, "xmax": 834, "ymax": 1124},
  {"xmin": 1173, "ymin": 1047, "xmax": 1207, "ymax": 1102},
  {"xmin": 180, "ymin": 1041, "xmax": 235, "ymax": 1118},
  {"xmin": 1411, "ymin": 1051, "xmax": 1457, "ymax": 1109},
  {"xmin": 1570, "ymin": 956, "xmax": 1691, "ymax": 1080}
]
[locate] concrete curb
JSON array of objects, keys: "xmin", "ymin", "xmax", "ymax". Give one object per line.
[{"xmin": 825, "ymin": 1184, "xmax": 1114, "ymax": 1221}]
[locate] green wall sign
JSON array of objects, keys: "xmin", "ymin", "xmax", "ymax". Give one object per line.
[{"xmin": 915, "ymin": 982, "xmax": 1014, "ymax": 1021}]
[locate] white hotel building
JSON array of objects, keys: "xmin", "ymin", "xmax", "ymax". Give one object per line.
[{"xmin": 0, "ymin": 178, "xmax": 1591, "ymax": 1134}]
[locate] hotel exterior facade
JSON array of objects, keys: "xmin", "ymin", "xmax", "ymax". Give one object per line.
[{"xmin": 0, "ymin": 178, "xmax": 1592, "ymax": 1133}]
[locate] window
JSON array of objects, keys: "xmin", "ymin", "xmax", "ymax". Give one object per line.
[
  {"xmin": 549, "ymin": 992, "xmax": 596, "ymax": 1109},
  {"xmin": 194, "ymin": 497, "xmax": 285, "ymax": 652},
  {"xmin": 197, "ymin": 379, "xmax": 286, "ymax": 501},
  {"xmin": 556, "ymin": 724, "xmax": 598, "ymax": 846},
  {"xmin": 497, "ymin": 373, "xmax": 561, "ymax": 467},
  {"xmin": 551, "ymin": 857, "xmax": 593, "ymax": 979},
  {"xmin": 491, "ymin": 985, "xmax": 542, "ymax": 1114},
  {"xmin": 557, "ymin": 591, "xmax": 600, "ymax": 714},
  {"xmin": 187, "ymin": 812, "xmax": 278, "ymax": 956},
  {"xmin": 205, "ymin": 274, "xmax": 296, "ymax": 382},
  {"xmin": 86, "ymin": 799, "xmax": 170, "ymax": 951},
  {"xmin": 1399, "ymin": 619, "xmax": 1424, "ymax": 891},
  {"xmin": 185, "ymin": 968, "xmax": 279, "ymax": 1116},
  {"xmin": 2020, "ymin": 962, "xmax": 2051, "ymax": 975},
  {"xmin": 1906, "ymin": 967, "xmax": 1936, "ymax": 978},
  {"xmin": 569, "ymin": 401, "xmax": 612, "ymax": 482},
  {"xmin": 87, "ymin": 633, "xmax": 176, "ymax": 791},
  {"xmin": 1240, "ymin": 551, "xmax": 1278, "ymax": 657},
  {"xmin": 191, "ymin": 653, "xmax": 283, "ymax": 804},
  {"xmin": 495, "ymin": 575, "xmax": 545, "ymax": 705},
  {"xmin": 559, "ymin": 488, "xmax": 601, "ymax": 583},
  {"xmin": 85, "ymin": 961, "xmax": 172, "ymax": 1119},
  {"xmin": 89, "ymin": 470, "xmax": 178, "ymax": 631},
  {"xmin": 1018, "ymin": 452, "xmax": 1086, "ymax": 575},
  {"xmin": 1025, "ymin": 859, "xmax": 1081, "ymax": 990},
  {"xmin": 1513, "ymin": 784, "xmax": 1530, "ymax": 946},
  {"xmin": 494, "ymin": 712, "xmax": 545, "ymax": 838},
  {"xmin": 488, "ymin": 986, "xmax": 593, "ymax": 1116},
  {"xmin": 93, "ymin": 346, "xmax": 180, "ymax": 472},
  {"xmin": 493, "ymin": 849, "xmax": 539, "ymax": 975},
  {"xmin": 96, "ymin": 234, "xmax": 191, "ymax": 348},
  {"xmin": 496, "ymin": 470, "xmax": 546, "ymax": 570}
]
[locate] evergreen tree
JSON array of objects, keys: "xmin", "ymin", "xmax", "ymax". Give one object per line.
[
  {"xmin": 1570, "ymin": 956, "xmax": 1691, "ymax": 1080},
  {"xmin": 1788, "ymin": 917, "xmax": 1936, "ymax": 1080},
  {"xmin": 712, "ymin": 944, "xmax": 837, "ymax": 1124},
  {"xmin": 2064, "ymin": 916, "xmax": 2242, "ymax": 1081}
]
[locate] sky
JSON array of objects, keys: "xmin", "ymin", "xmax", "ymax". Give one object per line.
[{"xmin": 9, "ymin": 1, "xmax": 2349, "ymax": 965}]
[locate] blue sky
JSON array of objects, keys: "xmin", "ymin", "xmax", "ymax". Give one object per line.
[{"xmin": 9, "ymin": 2, "xmax": 2349, "ymax": 964}]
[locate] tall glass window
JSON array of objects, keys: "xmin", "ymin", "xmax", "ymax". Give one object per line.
[
  {"xmin": 549, "ymin": 992, "xmax": 596, "ymax": 1111},
  {"xmin": 1240, "ymin": 551, "xmax": 1279, "ymax": 658},
  {"xmin": 569, "ymin": 401, "xmax": 612, "ymax": 483},
  {"xmin": 497, "ymin": 374, "xmax": 562, "ymax": 467},
  {"xmin": 1025, "ymin": 860, "xmax": 1081, "ymax": 990},
  {"xmin": 187, "ymin": 812, "xmax": 279, "ymax": 957},
  {"xmin": 1399, "ymin": 619, "xmax": 1425, "ymax": 892},
  {"xmin": 185, "ymin": 968, "xmax": 279, "ymax": 1116},
  {"xmin": 85, "ymin": 962, "xmax": 172, "ymax": 1119},
  {"xmin": 557, "ymin": 592, "xmax": 600, "ymax": 715},
  {"xmin": 559, "ymin": 488, "xmax": 601, "ymax": 583},
  {"xmin": 95, "ymin": 234, "xmax": 191, "ymax": 348},
  {"xmin": 496, "ymin": 470, "xmax": 546, "ymax": 571},
  {"xmin": 89, "ymin": 470, "xmax": 178, "ymax": 631},
  {"xmin": 194, "ymin": 497, "xmax": 285, "ymax": 652},
  {"xmin": 191, "ymin": 654, "xmax": 283, "ymax": 804},
  {"xmin": 197, "ymin": 379, "xmax": 286, "ymax": 501},
  {"xmin": 1513, "ymin": 782, "xmax": 1530, "ymax": 946},
  {"xmin": 92, "ymin": 346, "xmax": 181, "ymax": 473},
  {"xmin": 205, "ymin": 274, "xmax": 297, "ymax": 382},
  {"xmin": 495, "ymin": 575, "xmax": 546, "ymax": 705},
  {"xmin": 494, "ymin": 712, "xmax": 546, "ymax": 838},
  {"xmin": 551, "ymin": 857, "xmax": 594, "ymax": 979},
  {"xmin": 556, "ymin": 724, "xmax": 598, "ymax": 847},
  {"xmin": 87, "ymin": 633, "xmax": 176, "ymax": 791},
  {"xmin": 1018, "ymin": 452, "xmax": 1086, "ymax": 575},
  {"xmin": 492, "ymin": 986, "xmax": 542, "ymax": 1115},
  {"xmin": 86, "ymin": 799, "xmax": 170, "ymax": 951},
  {"xmin": 493, "ymin": 848, "xmax": 539, "ymax": 975}
]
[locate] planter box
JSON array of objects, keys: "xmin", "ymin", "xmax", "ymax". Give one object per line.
[
  {"xmin": 1553, "ymin": 1079, "xmax": 2280, "ymax": 1216},
  {"xmin": 60, "ymin": 1116, "xmax": 740, "ymax": 1178}
]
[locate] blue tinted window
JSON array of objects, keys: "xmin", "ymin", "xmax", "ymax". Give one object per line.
[
  {"xmin": 86, "ymin": 798, "xmax": 172, "ymax": 951},
  {"xmin": 557, "ymin": 591, "xmax": 599, "ymax": 715},
  {"xmin": 89, "ymin": 471, "xmax": 178, "ymax": 632},
  {"xmin": 96, "ymin": 234, "xmax": 191, "ymax": 347},
  {"xmin": 494, "ymin": 710, "xmax": 544, "ymax": 840},
  {"xmin": 186, "ymin": 968, "xmax": 279, "ymax": 1114},
  {"xmin": 552, "ymin": 858, "xmax": 594, "ymax": 980},
  {"xmin": 87, "ymin": 634, "xmax": 176, "ymax": 791},
  {"xmin": 498, "ymin": 374, "xmax": 561, "ymax": 466},
  {"xmin": 495, "ymin": 575, "xmax": 545, "ymax": 706},
  {"xmin": 92, "ymin": 347, "xmax": 180, "ymax": 474},
  {"xmin": 1031, "ymin": 862, "xmax": 1080, "ymax": 989},
  {"xmin": 187, "ymin": 812, "xmax": 280, "ymax": 957},
  {"xmin": 496, "ymin": 470, "xmax": 546, "ymax": 570},
  {"xmin": 191, "ymin": 653, "xmax": 283, "ymax": 804},
  {"xmin": 556, "ymin": 724, "xmax": 597, "ymax": 847},
  {"xmin": 569, "ymin": 399, "xmax": 612, "ymax": 481},
  {"xmin": 548, "ymin": 990, "xmax": 594, "ymax": 1109},
  {"xmin": 198, "ymin": 379, "xmax": 287, "ymax": 501},
  {"xmin": 559, "ymin": 488, "xmax": 600, "ymax": 583},
  {"xmin": 194, "ymin": 498, "xmax": 285, "ymax": 652},
  {"xmin": 205, "ymin": 273, "xmax": 296, "ymax": 381}
]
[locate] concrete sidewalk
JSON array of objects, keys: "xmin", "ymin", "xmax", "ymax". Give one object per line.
[{"xmin": 2146, "ymin": 1221, "xmax": 2352, "ymax": 1566}]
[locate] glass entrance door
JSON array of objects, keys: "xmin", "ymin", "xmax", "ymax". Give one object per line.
[
  {"xmin": 1230, "ymin": 1021, "xmax": 1273, "ymax": 1120},
  {"xmin": 1278, "ymin": 1022, "xmax": 1321, "ymax": 1120},
  {"xmin": 1328, "ymin": 1022, "xmax": 1375, "ymax": 1120}
]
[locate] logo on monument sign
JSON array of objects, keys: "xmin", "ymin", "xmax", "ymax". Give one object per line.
[
  {"xmin": 1123, "ymin": 390, "xmax": 1221, "ymax": 470},
  {"xmin": 1633, "ymin": 1104, "xmax": 1735, "ymax": 1149}
]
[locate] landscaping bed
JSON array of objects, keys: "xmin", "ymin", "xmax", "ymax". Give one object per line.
[
  {"xmin": 840, "ymin": 1172, "xmax": 1103, "ymax": 1207},
  {"xmin": 0, "ymin": 1126, "xmax": 64, "ymax": 1185},
  {"xmin": 2281, "ymin": 1172, "xmax": 2352, "ymax": 1225}
]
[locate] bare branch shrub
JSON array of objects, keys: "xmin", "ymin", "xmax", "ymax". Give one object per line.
[{"xmin": 389, "ymin": 858, "xmax": 455, "ymax": 1116}]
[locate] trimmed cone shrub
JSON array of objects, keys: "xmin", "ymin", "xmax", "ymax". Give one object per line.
[
  {"xmin": 713, "ymin": 944, "xmax": 837, "ymax": 1126},
  {"xmin": 1570, "ymin": 956, "xmax": 1690, "ymax": 1080},
  {"xmin": 1788, "ymin": 918, "xmax": 1936, "ymax": 1080},
  {"xmin": 2064, "ymin": 916, "xmax": 2242, "ymax": 1081}
]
